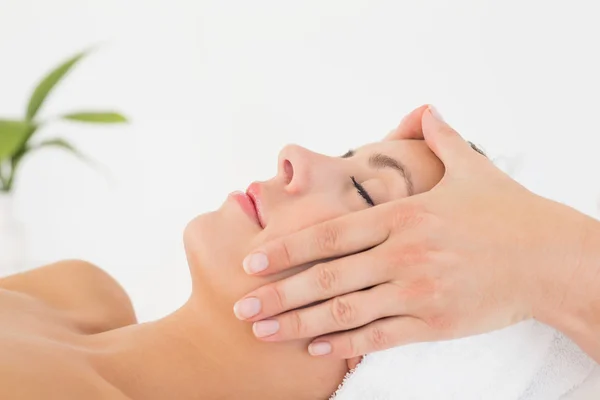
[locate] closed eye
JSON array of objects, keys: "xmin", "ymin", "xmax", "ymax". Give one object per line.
[
  {"xmin": 351, "ymin": 176, "xmax": 375, "ymax": 207},
  {"xmin": 343, "ymin": 149, "xmax": 374, "ymax": 206}
]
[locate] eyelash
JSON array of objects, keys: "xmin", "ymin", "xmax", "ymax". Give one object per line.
[{"xmin": 351, "ymin": 176, "xmax": 375, "ymax": 207}]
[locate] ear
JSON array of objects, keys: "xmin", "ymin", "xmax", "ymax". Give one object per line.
[
  {"xmin": 346, "ymin": 356, "xmax": 363, "ymax": 370},
  {"xmin": 384, "ymin": 104, "xmax": 429, "ymax": 141}
]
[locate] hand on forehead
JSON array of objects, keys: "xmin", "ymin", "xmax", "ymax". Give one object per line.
[{"xmin": 384, "ymin": 105, "xmax": 429, "ymax": 141}]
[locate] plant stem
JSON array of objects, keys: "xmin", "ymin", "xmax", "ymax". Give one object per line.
[
  {"xmin": 0, "ymin": 163, "xmax": 7, "ymax": 191},
  {"xmin": 5, "ymin": 170, "xmax": 14, "ymax": 192},
  {"xmin": 5, "ymin": 156, "xmax": 18, "ymax": 192}
]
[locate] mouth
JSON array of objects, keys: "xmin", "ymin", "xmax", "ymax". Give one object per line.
[
  {"xmin": 228, "ymin": 183, "xmax": 265, "ymax": 229},
  {"xmin": 246, "ymin": 182, "xmax": 265, "ymax": 229}
]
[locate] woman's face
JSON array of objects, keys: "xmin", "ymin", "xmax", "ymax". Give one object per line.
[
  {"xmin": 182, "ymin": 139, "xmax": 444, "ymax": 398},
  {"xmin": 185, "ymin": 139, "xmax": 443, "ymax": 294}
]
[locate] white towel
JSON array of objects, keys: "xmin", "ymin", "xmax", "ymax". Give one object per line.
[{"xmin": 331, "ymin": 320, "xmax": 597, "ymax": 400}]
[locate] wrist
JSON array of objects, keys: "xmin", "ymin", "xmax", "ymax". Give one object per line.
[
  {"xmin": 532, "ymin": 201, "xmax": 600, "ymax": 358},
  {"xmin": 529, "ymin": 197, "xmax": 589, "ymax": 323}
]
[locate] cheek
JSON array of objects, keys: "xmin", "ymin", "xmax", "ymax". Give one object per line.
[{"xmin": 259, "ymin": 194, "xmax": 349, "ymax": 242}]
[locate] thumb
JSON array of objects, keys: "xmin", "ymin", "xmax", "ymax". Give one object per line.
[
  {"xmin": 384, "ymin": 104, "xmax": 429, "ymax": 141},
  {"xmin": 421, "ymin": 105, "xmax": 477, "ymax": 168}
]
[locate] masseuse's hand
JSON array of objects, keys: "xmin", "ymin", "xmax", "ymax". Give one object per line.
[{"xmin": 234, "ymin": 105, "xmax": 588, "ymax": 361}]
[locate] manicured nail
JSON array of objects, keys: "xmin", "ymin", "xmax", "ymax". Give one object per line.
[
  {"xmin": 243, "ymin": 253, "xmax": 269, "ymax": 274},
  {"xmin": 253, "ymin": 320, "xmax": 280, "ymax": 338},
  {"xmin": 233, "ymin": 297, "xmax": 262, "ymax": 319},
  {"xmin": 308, "ymin": 342, "xmax": 332, "ymax": 356},
  {"xmin": 428, "ymin": 105, "xmax": 444, "ymax": 122}
]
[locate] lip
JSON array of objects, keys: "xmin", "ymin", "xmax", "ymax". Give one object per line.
[
  {"xmin": 246, "ymin": 182, "xmax": 265, "ymax": 228},
  {"xmin": 229, "ymin": 191, "xmax": 263, "ymax": 228}
]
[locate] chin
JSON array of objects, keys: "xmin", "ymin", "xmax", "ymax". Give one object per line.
[{"xmin": 183, "ymin": 207, "xmax": 256, "ymax": 285}]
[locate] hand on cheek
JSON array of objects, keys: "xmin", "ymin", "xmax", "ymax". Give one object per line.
[{"xmin": 235, "ymin": 105, "xmax": 583, "ymax": 361}]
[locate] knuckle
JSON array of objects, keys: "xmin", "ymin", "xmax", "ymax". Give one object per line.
[
  {"xmin": 343, "ymin": 334, "xmax": 359, "ymax": 358},
  {"xmin": 425, "ymin": 314, "xmax": 454, "ymax": 332},
  {"xmin": 315, "ymin": 223, "xmax": 341, "ymax": 253},
  {"xmin": 390, "ymin": 203, "xmax": 427, "ymax": 231},
  {"xmin": 388, "ymin": 242, "xmax": 431, "ymax": 267},
  {"xmin": 289, "ymin": 310, "xmax": 307, "ymax": 337},
  {"xmin": 408, "ymin": 243, "xmax": 432, "ymax": 264},
  {"xmin": 265, "ymin": 283, "xmax": 287, "ymax": 313},
  {"xmin": 409, "ymin": 277, "xmax": 440, "ymax": 297},
  {"xmin": 280, "ymin": 240, "xmax": 293, "ymax": 268},
  {"xmin": 368, "ymin": 325, "xmax": 389, "ymax": 351},
  {"xmin": 404, "ymin": 276, "xmax": 447, "ymax": 314},
  {"xmin": 331, "ymin": 297, "xmax": 356, "ymax": 328},
  {"xmin": 315, "ymin": 264, "xmax": 338, "ymax": 294}
]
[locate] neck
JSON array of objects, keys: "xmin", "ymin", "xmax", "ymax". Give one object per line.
[
  {"xmin": 83, "ymin": 267, "xmax": 348, "ymax": 399},
  {"xmin": 86, "ymin": 298, "xmax": 246, "ymax": 399}
]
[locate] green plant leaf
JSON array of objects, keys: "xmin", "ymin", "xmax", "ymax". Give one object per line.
[
  {"xmin": 31, "ymin": 138, "xmax": 97, "ymax": 169},
  {"xmin": 32, "ymin": 138, "xmax": 86, "ymax": 159},
  {"xmin": 0, "ymin": 119, "xmax": 36, "ymax": 161},
  {"xmin": 26, "ymin": 50, "xmax": 89, "ymax": 121},
  {"xmin": 5, "ymin": 138, "xmax": 99, "ymax": 192},
  {"xmin": 30, "ymin": 137, "xmax": 114, "ymax": 187},
  {"xmin": 62, "ymin": 112, "xmax": 128, "ymax": 123}
]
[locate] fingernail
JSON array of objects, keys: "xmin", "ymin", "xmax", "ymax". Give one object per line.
[
  {"xmin": 243, "ymin": 253, "xmax": 269, "ymax": 274},
  {"xmin": 233, "ymin": 297, "xmax": 262, "ymax": 319},
  {"xmin": 308, "ymin": 341, "xmax": 332, "ymax": 356},
  {"xmin": 253, "ymin": 320, "xmax": 280, "ymax": 338},
  {"xmin": 428, "ymin": 105, "xmax": 444, "ymax": 122}
]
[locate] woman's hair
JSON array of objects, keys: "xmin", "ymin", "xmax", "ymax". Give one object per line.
[{"xmin": 468, "ymin": 142, "xmax": 486, "ymax": 157}]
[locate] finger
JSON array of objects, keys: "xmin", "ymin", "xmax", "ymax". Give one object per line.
[
  {"xmin": 308, "ymin": 315, "xmax": 430, "ymax": 359},
  {"xmin": 251, "ymin": 283, "xmax": 413, "ymax": 341},
  {"xmin": 243, "ymin": 203, "xmax": 392, "ymax": 275},
  {"xmin": 347, "ymin": 356, "xmax": 363, "ymax": 370},
  {"xmin": 421, "ymin": 105, "xmax": 479, "ymax": 168},
  {"xmin": 384, "ymin": 104, "xmax": 428, "ymax": 141},
  {"xmin": 237, "ymin": 251, "xmax": 392, "ymax": 321}
]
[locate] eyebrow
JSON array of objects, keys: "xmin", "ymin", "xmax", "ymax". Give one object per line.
[
  {"xmin": 341, "ymin": 149, "xmax": 414, "ymax": 196},
  {"xmin": 369, "ymin": 153, "xmax": 414, "ymax": 196}
]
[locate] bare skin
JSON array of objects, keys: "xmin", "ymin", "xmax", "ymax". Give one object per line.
[
  {"xmin": 0, "ymin": 261, "xmax": 136, "ymax": 399},
  {"xmin": 0, "ymin": 260, "xmax": 347, "ymax": 399},
  {"xmin": 237, "ymin": 105, "xmax": 600, "ymax": 366},
  {"xmin": 0, "ymin": 138, "xmax": 444, "ymax": 399}
]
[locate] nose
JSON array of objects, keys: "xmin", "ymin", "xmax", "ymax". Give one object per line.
[{"xmin": 277, "ymin": 144, "xmax": 325, "ymax": 193}]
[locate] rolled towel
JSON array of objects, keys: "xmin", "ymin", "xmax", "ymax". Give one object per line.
[{"xmin": 331, "ymin": 320, "xmax": 596, "ymax": 400}]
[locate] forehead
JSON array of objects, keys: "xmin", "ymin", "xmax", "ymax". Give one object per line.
[
  {"xmin": 355, "ymin": 140, "xmax": 433, "ymax": 160},
  {"xmin": 355, "ymin": 140, "xmax": 445, "ymax": 195}
]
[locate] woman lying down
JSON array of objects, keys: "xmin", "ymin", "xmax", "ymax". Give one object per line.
[{"xmin": 0, "ymin": 135, "xmax": 482, "ymax": 399}]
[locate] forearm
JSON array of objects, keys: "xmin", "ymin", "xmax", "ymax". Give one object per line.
[{"xmin": 535, "ymin": 208, "xmax": 600, "ymax": 363}]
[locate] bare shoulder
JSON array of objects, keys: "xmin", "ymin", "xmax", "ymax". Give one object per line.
[
  {"xmin": 0, "ymin": 260, "xmax": 137, "ymax": 333},
  {"xmin": 0, "ymin": 353, "xmax": 132, "ymax": 400},
  {"xmin": 0, "ymin": 262, "xmax": 136, "ymax": 399},
  {"xmin": 0, "ymin": 346, "xmax": 132, "ymax": 400}
]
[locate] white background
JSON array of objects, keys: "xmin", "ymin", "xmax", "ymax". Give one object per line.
[{"xmin": 1, "ymin": 0, "xmax": 599, "ymax": 321}]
